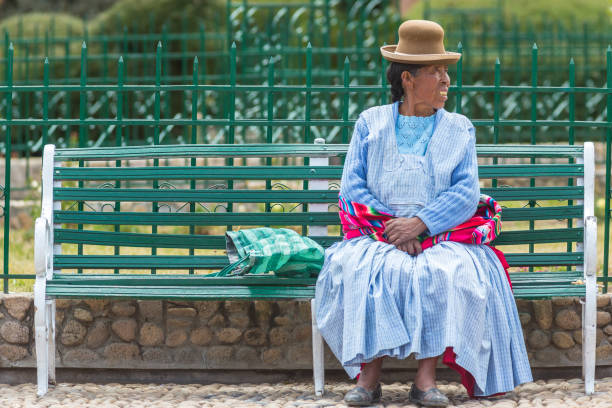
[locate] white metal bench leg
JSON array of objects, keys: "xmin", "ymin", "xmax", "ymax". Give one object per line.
[
  {"xmin": 47, "ymin": 299, "xmax": 56, "ymax": 385},
  {"xmin": 311, "ymin": 298, "xmax": 325, "ymax": 396},
  {"xmin": 581, "ymin": 143, "xmax": 596, "ymax": 396},
  {"xmin": 583, "ymin": 279, "xmax": 596, "ymax": 395},
  {"xmin": 34, "ymin": 279, "xmax": 49, "ymax": 396},
  {"xmin": 583, "ymin": 217, "xmax": 597, "ymax": 395}
]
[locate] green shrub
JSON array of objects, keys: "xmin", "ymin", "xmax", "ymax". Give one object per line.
[
  {"xmin": 90, "ymin": 0, "xmax": 225, "ymax": 36},
  {"xmin": 0, "ymin": 13, "xmax": 85, "ymax": 82},
  {"xmin": 88, "ymin": 0, "xmax": 226, "ymax": 82},
  {"xmin": 404, "ymin": 0, "xmax": 609, "ymax": 30}
]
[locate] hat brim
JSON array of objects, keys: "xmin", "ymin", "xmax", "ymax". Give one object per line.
[{"xmin": 380, "ymin": 45, "xmax": 461, "ymax": 64}]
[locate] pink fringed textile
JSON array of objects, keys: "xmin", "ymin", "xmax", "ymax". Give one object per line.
[
  {"xmin": 342, "ymin": 195, "xmax": 511, "ymax": 397},
  {"xmin": 339, "ymin": 194, "xmax": 503, "ymax": 249}
]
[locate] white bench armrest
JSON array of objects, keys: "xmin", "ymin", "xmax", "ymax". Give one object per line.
[{"xmin": 35, "ymin": 217, "xmax": 52, "ymax": 280}]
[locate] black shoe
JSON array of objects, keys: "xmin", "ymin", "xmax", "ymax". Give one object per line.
[
  {"xmin": 343, "ymin": 383, "xmax": 382, "ymax": 406},
  {"xmin": 408, "ymin": 383, "xmax": 449, "ymax": 407}
]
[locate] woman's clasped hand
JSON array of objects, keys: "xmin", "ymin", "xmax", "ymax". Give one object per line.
[{"xmin": 385, "ymin": 216, "xmax": 427, "ymax": 255}]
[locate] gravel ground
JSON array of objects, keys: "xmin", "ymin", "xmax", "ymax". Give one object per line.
[{"xmin": 1, "ymin": 377, "xmax": 611, "ymax": 407}]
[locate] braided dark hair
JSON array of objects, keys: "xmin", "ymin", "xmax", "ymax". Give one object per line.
[{"xmin": 386, "ymin": 62, "xmax": 424, "ymax": 103}]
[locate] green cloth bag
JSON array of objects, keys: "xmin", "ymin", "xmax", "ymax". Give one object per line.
[{"xmin": 214, "ymin": 227, "xmax": 325, "ymax": 278}]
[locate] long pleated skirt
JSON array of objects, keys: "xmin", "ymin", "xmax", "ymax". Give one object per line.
[{"xmin": 314, "ymin": 236, "xmax": 533, "ymax": 396}]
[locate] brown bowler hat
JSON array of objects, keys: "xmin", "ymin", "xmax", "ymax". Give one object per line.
[{"xmin": 380, "ymin": 20, "xmax": 461, "ymax": 64}]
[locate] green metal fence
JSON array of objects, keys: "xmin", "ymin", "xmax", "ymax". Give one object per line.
[
  {"xmin": 1, "ymin": 40, "xmax": 612, "ymax": 292},
  {"xmin": 1, "ymin": 0, "xmax": 610, "ymax": 87}
]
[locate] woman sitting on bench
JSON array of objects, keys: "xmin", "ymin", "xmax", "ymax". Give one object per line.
[{"xmin": 314, "ymin": 20, "xmax": 532, "ymax": 407}]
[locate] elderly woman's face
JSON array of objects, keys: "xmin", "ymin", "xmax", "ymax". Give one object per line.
[{"xmin": 406, "ymin": 64, "xmax": 450, "ymax": 110}]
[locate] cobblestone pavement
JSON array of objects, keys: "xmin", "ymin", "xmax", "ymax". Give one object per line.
[{"xmin": 1, "ymin": 377, "xmax": 611, "ymax": 407}]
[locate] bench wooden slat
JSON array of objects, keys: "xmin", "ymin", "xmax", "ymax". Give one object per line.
[
  {"xmin": 493, "ymin": 228, "xmax": 582, "ymax": 245},
  {"xmin": 54, "ymin": 186, "xmax": 583, "ymax": 202},
  {"xmin": 504, "ymin": 252, "xmax": 583, "ymax": 266},
  {"xmin": 45, "ymin": 277, "xmax": 585, "ymax": 301},
  {"xmin": 54, "ymin": 188, "xmax": 340, "ymax": 203},
  {"xmin": 501, "ymin": 206, "xmax": 583, "ymax": 221},
  {"xmin": 479, "ymin": 187, "xmax": 583, "ymax": 200},
  {"xmin": 476, "ymin": 145, "xmax": 584, "ymax": 158},
  {"xmin": 512, "ymin": 286, "xmax": 586, "ymax": 299},
  {"xmin": 478, "ymin": 164, "xmax": 583, "ymax": 178},
  {"xmin": 53, "ymin": 144, "xmax": 585, "ymax": 161},
  {"xmin": 509, "ymin": 271, "xmax": 583, "ymax": 283},
  {"xmin": 54, "ymin": 228, "xmax": 583, "ymax": 248},
  {"xmin": 54, "ymin": 211, "xmax": 342, "ymax": 226},
  {"xmin": 53, "ymin": 206, "xmax": 584, "ymax": 226},
  {"xmin": 45, "ymin": 284, "xmax": 316, "ymax": 300},
  {"xmin": 54, "ymin": 166, "xmax": 345, "ymax": 181},
  {"xmin": 54, "ymin": 144, "xmax": 350, "ymax": 161},
  {"xmin": 53, "ymin": 230, "xmax": 336, "ymax": 249},
  {"xmin": 53, "ymin": 252, "xmax": 583, "ymax": 269},
  {"xmin": 54, "ymin": 255, "xmax": 228, "ymax": 269},
  {"xmin": 50, "ymin": 271, "xmax": 581, "ymax": 286},
  {"xmin": 50, "ymin": 274, "xmax": 317, "ymax": 286},
  {"xmin": 54, "ymin": 164, "xmax": 584, "ymax": 181}
]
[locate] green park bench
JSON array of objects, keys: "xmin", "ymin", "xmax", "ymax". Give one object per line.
[{"xmin": 34, "ymin": 141, "xmax": 597, "ymax": 397}]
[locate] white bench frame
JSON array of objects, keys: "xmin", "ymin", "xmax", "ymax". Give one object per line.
[{"xmin": 34, "ymin": 142, "xmax": 597, "ymax": 397}]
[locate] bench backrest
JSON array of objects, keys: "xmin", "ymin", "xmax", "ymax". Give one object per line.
[{"xmin": 41, "ymin": 143, "xmax": 593, "ymax": 288}]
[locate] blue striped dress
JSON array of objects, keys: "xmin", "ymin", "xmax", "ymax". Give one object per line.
[{"xmin": 314, "ymin": 102, "xmax": 533, "ymax": 396}]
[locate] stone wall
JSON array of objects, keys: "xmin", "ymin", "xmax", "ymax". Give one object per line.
[{"xmin": 0, "ymin": 294, "xmax": 611, "ymax": 372}]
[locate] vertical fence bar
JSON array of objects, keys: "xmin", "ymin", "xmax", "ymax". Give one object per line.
[
  {"xmin": 44, "ymin": 31, "xmax": 49, "ymax": 61},
  {"xmin": 512, "ymin": 18, "xmax": 520, "ymax": 84},
  {"xmin": 356, "ymin": 8, "xmax": 365, "ymax": 111},
  {"xmin": 567, "ymin": 58, "xmax": 575, "ymax": 261},
  {"xmin": 152, "ymin": 41, "xmax": 161, "ymax": 274},
  {"xmin": 2, "ymin": 43, "xmax": 13, "ymax": 293},
  {"xmin": 305, "ymin": 43, "xmax": 312, "ymax": 145},
  {"xmin": 303, "ymin": 43, "xmax": 313, "ymax": 235},
  {"xmin": 266, "ymin": 57, "xmax": 274, "ymax": 214},
  {"xmin": 582, "ymin": 23, "xmax": 589, "ymax": 81},
  {"xmin": 42, "ymin": 58, "xmax": 49, "ymax": 147},
  {"xmin": 64, "ymin": 35, "xmax": 71, "ymax": 143},
  {"xmin": 122, "ymin": 27, "xmax": 131, "ymax": 146},
  {"xmin": 161, "ymin": 28, "xmax": 171, "ymax": 130},
  {"xmin": 189, "ymin": 56, "xmax": 198, "ymax": 275},
  {"xmin": 226, "ymin": 0, "xmax": 232, "ymax": 51},
  {"xmin": 381, "ymin": 49, "xmax": 387, "ymax": 106},
  {"xmin": 529, "ymin": 43, "xmax": 538, "ymax": 270},
  {"xmin": 227, "ymin": 42, "xmax": 236, "ymax": 231},
  {"xmin": 24, "ymin": 43, "xmax": 30, "ymax": 175},
  {"xmin": 114, "ymin": 56, "xmax": 124, "ymax": 275},
  {"xmin": 492, "ymin": 58, "xmax": 500, "ymax": 188},
  {"xmin": 17, "ymin": 37, "xmax": 25, "ymax": 164},
  {"xmin": 342, "ymin": 56, "xmax": 349, "ymax": 144},
  {"xmin": 456, "ymin": 42, "xmax": 463, "ymax": 115},
  {"xmin": 605, "ymin": 46, "xmax": 612, "ymax": 293},
  {"xmin": 77, "ymin": 42, "xmax": 87, "ymax": 274}
]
